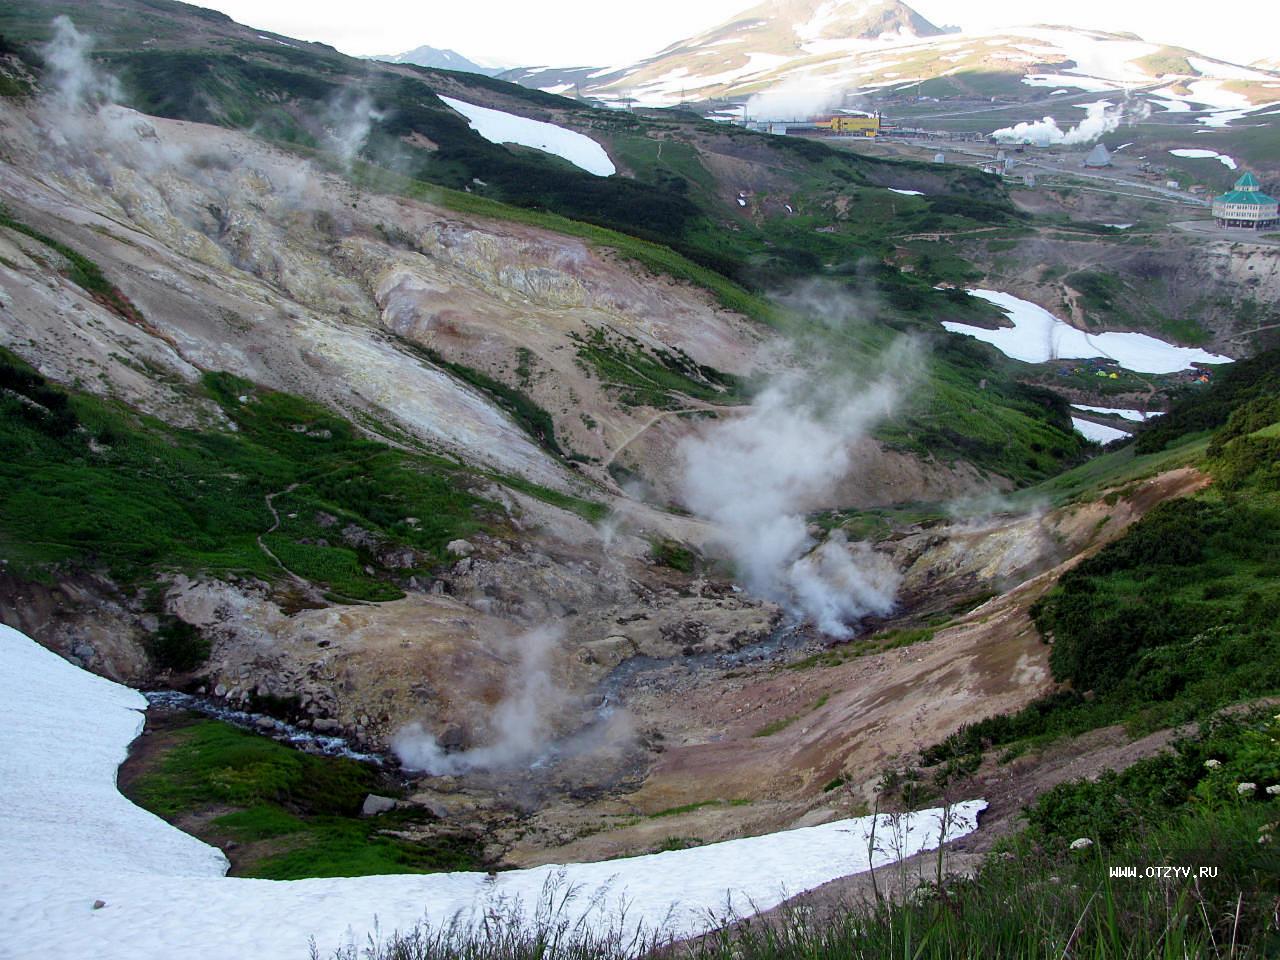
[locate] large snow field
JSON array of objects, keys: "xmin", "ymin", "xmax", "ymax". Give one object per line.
[
  {"xmin": 0, "ymin": 624, "xmax": 985, "ymax": 959},
  {"xmin": 942, "ymin": 290, "xmax": 1234, "ymax": 375},
  {"xmin": 439, "ymin": 96, "xmax": 616, "ymax": 176}
]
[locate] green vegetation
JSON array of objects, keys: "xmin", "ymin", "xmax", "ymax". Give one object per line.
[
  {"xmin": 751, "ymin": 714, "xmax": 799, "ymax": 738},
  {"xmin": 0, "ymin": 349, "xmax": 491, "ymax": 612},
  {"xmin": 127, "ymin": 715, "xmax": 484, "ymax": 879},
  {"xmin": 650, "ymin": 538, "xmax": 698, "ymax": 573},
  {"xmin": 1017, "ymin": 432, "xmax": 1209, "ymax": 509},
  {"xmin": 572, "ymin": 328, "xmax": 742, "ymax": 408},
  {"xmin": 787, "ymin": 626, "xmax": 936, "ymax": 671},
  {"xmin": 1136, "ymin": 346, "xmax": 1280, "ymax": 453},
  {"xmin": 1134, "ymin": 49, "xmax": 1197, "ymax": 77},
  {"xmin": 146, "ymin": 616, "xmax": 211, "ymax": 672},
  {"xmin": 484, "ymin": 470, "xmax": 609, "ymax": 524},
  {"xmin": 924, "ymin": 366, "xmax": 1280, "ymax": 768},
  {"xmin": 885, "ymin": 331, "xmax": 1089, "ymax": 485},
  {"xmin": 648, "ymin": 800, "xmax": 721, "ymax": 819},
  {"xmin": 1066, "ymin": 266, "xmax": 1208, "ymax": 344}
]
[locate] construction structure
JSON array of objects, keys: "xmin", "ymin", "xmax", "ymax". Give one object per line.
[{"xmin": 1211, "ymin": 172, "xmax": 1279, "ymax": 229}]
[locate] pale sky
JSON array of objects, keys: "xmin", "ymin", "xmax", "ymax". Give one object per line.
[{"xmin": 199, "ymin": 0, "xmax": 1277, "ymax": 68}]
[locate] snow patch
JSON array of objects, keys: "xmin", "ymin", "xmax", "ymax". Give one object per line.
[
  {"xmin": 439, "ymin": 96, "xmax": 615, "ymax": 176},
  {"xmin": 1071, "ymin": 417, "xmax": 1131, "ymax": 443},
  {"xmin": 889, "ymin": 188, "xmax": 924, "ymax": 196},
  {"xmin": 1071, "ymin": 404, "xmax": 1163, "ymax": 422},
  {"xmin": 1021, "ymin": 73, "xmax": 1120, "ymax": 93},
  {"xmin": 942, "ymin": 290, "xmax": 1233, "ymax": 375},
  {"xmin": 1169, "ymin": 148, "xmax": 1237, "ymax": 169}
]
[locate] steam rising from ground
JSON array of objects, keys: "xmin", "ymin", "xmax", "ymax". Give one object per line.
[
  {"xmin": 746, "ymin": 79, "xmax": 844, "ymax": 121},
  {"xmin": 677, "ymin": 336, "xmax": 913, "ymax": 637},
  {"xmin": 991, "ymin": 99, "xmax": 1149, "ymax": 146},
  {"xmin": 320, "ymin": 91, "xmax": 381, "ymax": 169},
  {"xmin": 44, "ymin": 15, "xmax": 118, "ymax": 111},
  {"xmin": 392, "ymin": 626, "xmax": 631, "ymax": 775}
]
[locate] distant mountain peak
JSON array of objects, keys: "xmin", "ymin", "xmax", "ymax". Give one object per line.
[
  {"xmin": 760, "ymin": 0, "xmax": 948, "ymax": 43},
  {"xmin": 370, "ymin": 45, "xmax": 498, "ymax": 76}
]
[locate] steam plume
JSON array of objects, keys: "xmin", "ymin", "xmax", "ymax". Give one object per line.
[
  {"xmin": 392, "ymin": 625, "xmax": 574, "ymax": 774},
  {"xmin": 676, "ymin": 342, "xmax": 910, "ymax": 637},
  {"xmin": 43, "ymin": 15, "xmax": 119, "ymax": 111},
  {"xmin": 321, "ymin": 91, "xmax": 381, "ymax": 169},
  {"xmin": 991, "ymin": 99, "xmax": 1145, "ymax": 146},
  {"xmin": 746, "ymin": 77, "xmax": 844, "ymax": 121}
]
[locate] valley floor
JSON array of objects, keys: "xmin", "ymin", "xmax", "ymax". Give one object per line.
[{"xmin": 0, "ymin": 623, "xmax": 982, "ymax": 960}]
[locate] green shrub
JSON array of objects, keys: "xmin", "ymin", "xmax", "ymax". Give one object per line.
[{"xmin": 146, "ymin": 616, "xmax": 210, "ymax": 672}]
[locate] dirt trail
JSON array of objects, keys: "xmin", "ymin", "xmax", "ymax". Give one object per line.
[
  {"xmin": 256, "ymin": 483, "xmax": 301, "ymax": 580},
  {"xmin": 602, "ymin": 398, "xmax": 739, "ymax": 469}
]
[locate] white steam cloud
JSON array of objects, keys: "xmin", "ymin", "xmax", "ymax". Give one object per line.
[
  {"xmin": 393, "ymin": 625, "xmax": 579, "ymax": 774},
  {"xmin": 321, "ymin": 91, "xmax": 382, "ymax": 169},
  {"xmin": 43, "ymin": 14, "xmax": 119, "ymax": 111},
  {"xmin": 991, "ymin": 99, "xmax": 1145, "ymax": 146},
  {"xmin": 746, "ymin": 78, "xmax": 844, "ymax": 121},
  {"xmin": 676, "ymin": 349, "xmax": 908, "ymax": 638}
]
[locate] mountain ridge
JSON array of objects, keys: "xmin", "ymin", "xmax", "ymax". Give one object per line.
[{"xmin": 501, "ymin": 0, "xmax": 1277, "ymax": 114}]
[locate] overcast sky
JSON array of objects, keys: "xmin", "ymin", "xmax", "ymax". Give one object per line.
[{"xmin": 198, "ymin": 0, "xmax": 1277, "ymax": 68}]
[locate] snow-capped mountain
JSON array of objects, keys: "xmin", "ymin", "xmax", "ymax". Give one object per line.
[
  {"xmin": 370, "ymin": 44, "xmax": 499, "ymax": 76},
  {"xmin": 503, "ymin": 0, "xmax": 1280, "ymax": 126}
]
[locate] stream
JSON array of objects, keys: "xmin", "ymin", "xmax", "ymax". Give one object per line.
[{"xmin": 142, "ymin": 689, "xmax": 384, "ymax": 764}]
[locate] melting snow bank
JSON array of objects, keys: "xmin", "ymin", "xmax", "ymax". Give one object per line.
[
  {"xmin": 1071, "ymin": 417, "xmax": 1131, "ymax": 444},
  {"xmin": 942, "ymin": 290, "xmax": 1234, "ymax": 375},
  {"xmin": 889, "ymin": 187, "xmax": 924, "ymax": 196},
  {"xmin": 0, "ymin": 624, "xmax": 985, "ymax": 959},
  {"xmin": 439, "ymin": 96, "xmax": 616, "ymax": 176}
]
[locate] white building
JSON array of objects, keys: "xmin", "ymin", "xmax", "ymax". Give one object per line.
[{"xmin": 1212, "ymin": 172, "xmax": 1279, "ymax": 229}]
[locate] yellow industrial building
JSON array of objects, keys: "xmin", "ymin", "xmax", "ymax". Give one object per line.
[{"xmin": 817, "ymin": 114, "xmax": 880, "ymax": 137}]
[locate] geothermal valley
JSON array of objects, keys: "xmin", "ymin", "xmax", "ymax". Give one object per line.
[{"xmin": 2, "ymin": 1, "xmax": 1279, "ymax": 957}]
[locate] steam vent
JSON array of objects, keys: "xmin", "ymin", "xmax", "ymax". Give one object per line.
[{"xmin": 1211, "ymin": 171, "xmax": 1280, "ymax": 229}]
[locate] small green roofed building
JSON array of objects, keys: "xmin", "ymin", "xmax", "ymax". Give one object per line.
[{"xmin": 1212, "ymin": 171, "xmax": 1279, "ymax": 229}]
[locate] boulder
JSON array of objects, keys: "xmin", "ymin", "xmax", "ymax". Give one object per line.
[
  {"xmin": 361, "ymin": 794, "xmax": 397, "ymax": 817},
  {"xmin": 445, "ymin": 539, "xmax": 475, "ymax": 558}
]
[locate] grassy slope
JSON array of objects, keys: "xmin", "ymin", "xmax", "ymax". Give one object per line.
[{"xmin": 0, "ymin": 347, "xmax": 605, "ymax": 622}]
